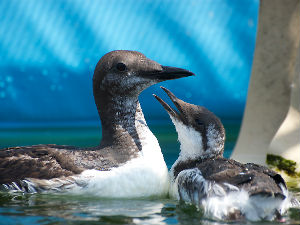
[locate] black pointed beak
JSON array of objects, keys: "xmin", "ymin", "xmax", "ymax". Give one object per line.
[
  {"xmin": 141, "ymin": 66, "xmax": 194, "ymax": 81},
  {"xmin": 159, "ymin": 66, "xmax": 195, "ymax": 80}
]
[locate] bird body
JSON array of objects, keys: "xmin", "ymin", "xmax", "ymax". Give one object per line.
[
  {"xmin": 1, "ymin": 121, "xmax": 168, "ymax": 198},
  {"xmin": 154, "ymin": 87, "xmax": 296, "ymax": 221},
  {"xmin": 0, "ymin": 51, "xmax": 193, "ymax": 197}
]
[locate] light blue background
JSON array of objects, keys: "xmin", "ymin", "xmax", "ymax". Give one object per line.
[{"xmin": 0, "ymin": 0, "xmax": 259, "ymax": 127}]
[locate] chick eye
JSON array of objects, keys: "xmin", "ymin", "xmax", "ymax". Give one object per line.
[
  {"xmin": 195, "ymin": 119, "xmax": 204, "ymax": 126},
  {"xmin": 116, "ymin": 63, "xmax": 127, "ymax": 71}
]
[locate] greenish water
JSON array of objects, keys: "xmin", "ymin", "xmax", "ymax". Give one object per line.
[
  {"xmin": 0, "ymin": 120, "xmax": 240, "ymax": 167},
  {"xmin": 0, "ymin": 121, "xmax": 299, "ymax": 225}
]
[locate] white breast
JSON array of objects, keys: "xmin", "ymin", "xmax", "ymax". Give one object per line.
[
  {"xmin": 19, "ymin": 118, "xmax": 169, "ymax": 198},
  {"xmin": 72, "ymin": 128, "xmax": 169, "ymax": 198},
  {"xmin": 7, "ymin": 137, "xmax": 169, "ymax": 197}
]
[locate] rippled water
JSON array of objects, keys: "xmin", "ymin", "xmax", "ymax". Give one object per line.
[
  {"xmin": 0, "ymin": 121, "xmax": 299, "ymax": 225},
  {"xmin": 1, "ymin": 191, "xmax": 299, "ymax": 225}
]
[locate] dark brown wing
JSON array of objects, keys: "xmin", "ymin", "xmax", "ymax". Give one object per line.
[
  {"xmin": 0, "ymin": 144, "xmax": 83, "ymax": 184},
  {"xmin": 244, "ymin": 162, "xmax": 286, "ymax": 188},
  {"xmin": 197, "ymin": 158, "xmax": 286, "ymax": 199},
  {"xmin": 0, "ymin": 143, "xmax": 136, "ymax": 186}
]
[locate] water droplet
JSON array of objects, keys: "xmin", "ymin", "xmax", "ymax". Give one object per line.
[
  {"xmin": 6, "ymin": 76, "xmax": 13, "ymax": 83},
  {"xmin": 0, "ymin": 92, "xmax": 6, "ymax": 98},
  {"xmin": 10, "ymin": 91, "xmax": 17, "ymax": 99},
  {"xmin": 50, "ymin": 84, "xmax": 56, "ymax": 91},
  {"xmin": 185, "ymin": 92, "xmax": 192, "ymax": 98},
  {"xmin": 234, "ymin": 92, "xmax": 242, "ymax": 100},
  {"xmin": 248, "ymin": 19, "xmax": 254, "ymax": 27},
  {"xmin": 42, "ymin": 69, "xmax": 49, "ymax": 76},
  {"xmin": 20, "ymin": 66, "xmax": 25, "ymax": 72}
]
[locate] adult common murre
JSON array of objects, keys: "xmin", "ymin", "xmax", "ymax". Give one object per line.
[
  {"xmin": 154, "ymin": 87, "xmax": 297, "ymax": 221},
  {"xmin": 0, "ymin": 51, "xmax": 194, "ymax": 197}
]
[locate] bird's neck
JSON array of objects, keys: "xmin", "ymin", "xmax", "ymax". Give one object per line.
[
  {"xmin": 171, "ymin": 119, "xmax": 224, "ymax": 161},
  {"xmin": 94, "ymin": 91, "xmax": 152, "ymax": 152},
  {"xmin": 178, "ymin": 137, "xmax": 223, "ymax": 162}
]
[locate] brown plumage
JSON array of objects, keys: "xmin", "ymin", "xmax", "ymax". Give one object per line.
[
  {"xmin": 0, "ymin": 144, "xmax": 130, "ymax": 185},
  {"xmin": 173, "ymin": 157, "xmax": 286, "ymax": 199},
  {"xmin": 154, "ymin": 86, "xmax": 292, "ymax": 221},
  {"xmin": 0, "ymin": 51, "xmax": 194, "ymax": 192}
]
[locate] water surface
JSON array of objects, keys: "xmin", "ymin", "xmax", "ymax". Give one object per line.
[{"xmin": 0, "ymin": 121, "xmax": 299, "ymax": 225}]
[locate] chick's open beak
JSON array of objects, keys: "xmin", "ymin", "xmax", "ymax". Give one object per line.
[{"xmin": 153, "ymin": 86, "xmax": 186, "ymax": 121}]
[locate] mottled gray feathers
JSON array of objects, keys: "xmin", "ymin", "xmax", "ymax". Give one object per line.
[
  {"xmin": 0, "ymin": 144, "xmax": 134, "ymax": 185},
  {"xmin": 176, "ymin": 158, "xmax": 286, "ymax": 201}
]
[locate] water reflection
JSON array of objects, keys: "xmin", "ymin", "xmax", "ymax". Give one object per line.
[
  {"xmin": 0, "ymin": 191, "xmax": 299, "ymax": 225},
  {"xmin": 0, "ymin": 123, "xmax": 299, "ymax": 225},
  {"xmin": 0, "ymin": 193, "xmax": 169, "ymax": 224}
]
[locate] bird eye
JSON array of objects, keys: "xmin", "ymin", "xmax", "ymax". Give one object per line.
[
  {"xmin": 195, "ymin": 119, "xmax": 204, "ymax": 126},
  {"xmin": 116, "ymin": 63, "xmax": 127, "ymax": 72}
]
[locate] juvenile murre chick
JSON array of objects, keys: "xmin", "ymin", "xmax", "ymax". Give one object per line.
[
  {"xmin": 0, "ymin": 51, "xmax": 194, "ymax": 197},
  {"xmin": 154, "ymin": 86, "xmax": 297, "ymax": 221}
]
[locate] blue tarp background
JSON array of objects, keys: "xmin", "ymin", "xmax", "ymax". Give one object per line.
[{"xmin": 0, "ymin": 0, "xmax": 259, "ymax": 127}]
